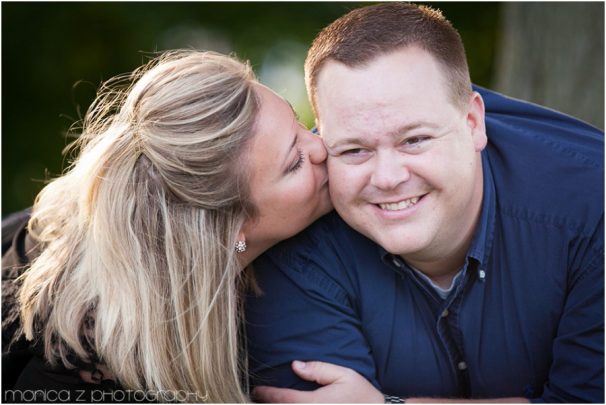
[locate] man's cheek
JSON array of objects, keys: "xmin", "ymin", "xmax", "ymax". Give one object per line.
[
  {"xmin": 327, "ymin": 158, "xmax": 352, "ymax": 178},
  {"xmin": 326, "ymin": 156, "xmax": 338, "ymax": 172}
]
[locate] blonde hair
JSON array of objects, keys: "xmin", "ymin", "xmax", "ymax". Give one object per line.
[{"xmin": 18, "ymin": 50, "xmax": 259, "ymax": 402}]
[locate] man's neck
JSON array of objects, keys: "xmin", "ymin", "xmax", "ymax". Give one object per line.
[{"xmin": 403, "ymin": 252, "xmax": 467, "ymax": 289}]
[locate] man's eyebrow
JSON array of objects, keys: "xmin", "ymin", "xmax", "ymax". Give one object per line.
[
  {"xmin": 325, "ymin": 136, "xmax": 367, "ymax": 150},
  {"xmin": 386, "ymin": 121, "xmax": 439, "ymax": 136}
]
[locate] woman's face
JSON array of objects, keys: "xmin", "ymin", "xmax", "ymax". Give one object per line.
[{"xmin": 242, "ymin": 84, "xmax": 332, "ymax": 253}]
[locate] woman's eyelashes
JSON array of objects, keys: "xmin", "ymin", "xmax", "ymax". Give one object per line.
[{"xmin": 288, "ymin": 149, "xmax": 305, "ymax": 173}]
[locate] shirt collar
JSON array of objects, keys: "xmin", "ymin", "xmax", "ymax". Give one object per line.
[
  {"xmin": 379, "ymin": 151, "xmax": 497, "ymax": 274},
  {"xmin": 466, "ymin": 151, "xmax": 497, "ymax": 269}
]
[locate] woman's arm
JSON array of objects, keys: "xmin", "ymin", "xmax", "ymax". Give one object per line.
[{"xmin": 253, "ymin": 361, "xmax": 529, "ymax": 404}]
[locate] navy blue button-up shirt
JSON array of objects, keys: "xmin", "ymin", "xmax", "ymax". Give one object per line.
[{"xmin": 245, "ymin": 88, "xmax": 604, "ymax": 403}]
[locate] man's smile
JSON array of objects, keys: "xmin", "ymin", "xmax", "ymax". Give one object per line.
[{"xmin": 377, "ymin": 196, "xmax": 420, "ymax": 211}]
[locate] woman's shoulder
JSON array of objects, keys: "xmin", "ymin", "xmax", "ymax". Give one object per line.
[
  {"xmin": 3, "ymin": 326, "xmax": 136, "ymax": 403},
  {"xmin": 5, "ymin": 354, "xmax": 141, "ymax": 403}
]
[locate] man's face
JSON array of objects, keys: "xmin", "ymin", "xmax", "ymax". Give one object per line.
[{"xmin": 315, "ymin": 47, "xmax": 487, "ymax": 270}]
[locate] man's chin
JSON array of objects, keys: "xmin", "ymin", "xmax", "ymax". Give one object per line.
[{"xmin": 372, "ymin": 232, "xmax": 427, "ymax": 257}]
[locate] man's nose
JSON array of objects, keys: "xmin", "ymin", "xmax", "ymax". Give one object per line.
[{"xmin": 370, "ymin": 151, "xmax": 410, "ymax": 190}]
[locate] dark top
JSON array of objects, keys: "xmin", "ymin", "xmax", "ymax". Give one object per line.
[{"xmin": 245, "ymin": 87, "xmax": 604, "ymax": 403}]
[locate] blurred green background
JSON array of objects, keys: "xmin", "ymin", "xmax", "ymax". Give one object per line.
[{"xmin": 2, "ymin": 2, "xmax": 603, "ymax": 216}]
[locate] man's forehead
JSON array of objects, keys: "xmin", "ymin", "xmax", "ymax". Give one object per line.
[
  {"xmin": 318, "ymin": 97, "xmax": 434, "ymax": 128},
  {"xmin": 315, "ymin": 47, "xmax": 453, "ymax": 101}
]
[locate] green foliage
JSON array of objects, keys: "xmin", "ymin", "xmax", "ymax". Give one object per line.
[{"xmin": 2, "ymin": 2, "xmax": 500, "ymax": 216}]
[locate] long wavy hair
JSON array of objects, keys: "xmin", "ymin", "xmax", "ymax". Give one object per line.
[{"xmin": 18, "ymin": 50, "xmax": 259, "ymax": 402}]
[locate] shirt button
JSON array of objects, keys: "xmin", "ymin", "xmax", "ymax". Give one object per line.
[
  {"xmin": 457, "ymin": 361, "xmax": 468, "ymax": 371},
  {"xmin": 478, "ymin": 270, "xmax": 486, "ymax": 280},
  {"xmin": 441, "ymin": 309, "xmax": 449, "ymax": 318},
  {"xmin": 392, "ymin": 258, "xmax": 402, "ymax": 267}
]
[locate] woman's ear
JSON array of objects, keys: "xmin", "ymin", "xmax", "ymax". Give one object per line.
[
  {"xmin": 234, "ymin": 229, "xmax": 248, "ymax": 254},
  {"xmin": 466, "ymin": 92, "xmax": 488, "ymax": 152},
  {"xmin": 236, "ymin": 229, "xmax": 247, "ymax": 244}
]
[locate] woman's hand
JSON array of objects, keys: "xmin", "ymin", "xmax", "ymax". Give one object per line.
[{"xmin": 253, "ymin": 360, "xmax": 384, "ymax": 403}]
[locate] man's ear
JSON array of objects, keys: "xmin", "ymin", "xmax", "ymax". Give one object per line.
[{"xmin": 467, "ymin": 92, "xmax": 488, "ymax": 152}]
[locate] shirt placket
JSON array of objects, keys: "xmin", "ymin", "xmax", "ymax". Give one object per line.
[
  {"xmin": 437, "ymin": 273, "xmax": 472, "ymax": 398},
  {"xmin": 389, "ymin": 254, "xmax": 477, "ymax": 398}
]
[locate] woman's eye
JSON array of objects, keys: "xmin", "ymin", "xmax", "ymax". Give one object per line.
[{"xmin": 288, "ymin": 150, "xmax": 305, "ymax": 173}]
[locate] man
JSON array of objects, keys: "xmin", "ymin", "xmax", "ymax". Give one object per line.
[{"xmin": 246, "ymin": 3, "xmax": 604, "ymax": 403}]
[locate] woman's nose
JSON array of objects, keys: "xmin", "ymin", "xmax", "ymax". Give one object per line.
[{"xmin": 303, "ymin": 129, "xmax": 328, "ymax": 164}]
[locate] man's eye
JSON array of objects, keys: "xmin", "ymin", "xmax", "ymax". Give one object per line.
[
  {"xmin": 343, "ymin": 148, "xmax": 364, "ymax": 155},
  {"xmin": 334, "ymin": 147, "xmax": 372, "ymax": 164},
  {"xmin": 404, "ymin": 136, "xmax": 429, "ymax": 146}
]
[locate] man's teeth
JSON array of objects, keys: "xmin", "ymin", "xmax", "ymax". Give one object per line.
[{"xmin": 379, "ymin": 197, "xmax": 420, "ymax": 211}]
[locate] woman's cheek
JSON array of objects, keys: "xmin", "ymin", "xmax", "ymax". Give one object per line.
[{"xmin": 293, "ymin": 180, "xmax": 314, "ymax": 211}]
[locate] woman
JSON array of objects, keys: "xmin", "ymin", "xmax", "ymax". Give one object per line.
[{"xmin": 2, "ymin": 50, "xmax": 331, "ymax": 402}]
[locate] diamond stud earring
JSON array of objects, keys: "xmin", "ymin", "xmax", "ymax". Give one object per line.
[{"xmin": 235, "ymin": 240, "xmax": 247, "ymax": 253}]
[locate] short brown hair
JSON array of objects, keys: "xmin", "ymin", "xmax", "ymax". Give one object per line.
[{"xmin": 305, "ymin": 2, "xmax": 472, "ymax": 113}]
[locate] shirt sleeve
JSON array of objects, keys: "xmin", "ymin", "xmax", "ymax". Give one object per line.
[
  {"xmin": 533, "ymin": 218, "xmax": 604, "ymax": 403},
  {"xmin": 245, "ymin": 241, "xmax": 379, "ymax": 391}
]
